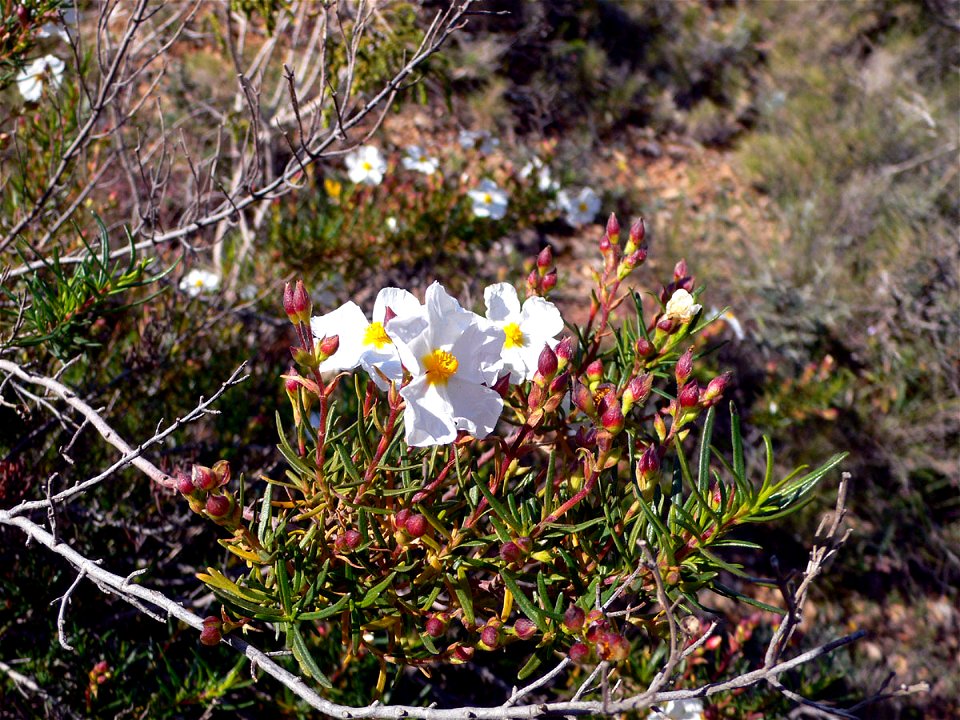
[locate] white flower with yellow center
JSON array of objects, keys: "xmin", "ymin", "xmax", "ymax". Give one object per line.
[
  {"xmin": 520, "ymin": 156, "xmax": 558, "ymax": 193},
  {"xmin": 388, "ymin": 282, "xmax": 505, "ymax": 447},
  {"xmin": 401, "ymin": 145, "xmax": 439, "ymax": 175},
  {"xmin": 557, "ymin": 187, "xmax": 600, "ymax": 226},
  {"xmin": 484, "ymin": 282, "xmax": 564, "ymax": 383},
  {"xmin": 345, "ymin": 145, "xmax": 387, "ymax": 186},
  {"xmin": 179, "ymin": 268, "xmax": 220, "ymax": 297},
  {"xmin": 17, "ymin": 55, "xmax": 65, "ymax": 102},
  {"xmin": 468, "ymin": 179, "xmax": 509, "ymax": 220},
  {"xmin": 309, "ymin": 288, "xmax": 420, "ymax": 389},
  {"xmin": 664, "ymin": 289, "xmax": 702, "ymax": 324}
]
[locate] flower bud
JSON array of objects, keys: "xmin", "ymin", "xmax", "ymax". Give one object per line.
[
  {"xmin": 679, "ymin": 382, "xmax": 700, "ymax": 408},
  {"xmin": 212, "ymin": 460, "xmax": 231, "ymax": 487},
  {"xmin": 571, "ymin": 382, "xmax": 596, "ymax": 416},
  {"xmin": 606, "ymin": 213, "xmax": 620, "ymax": 244},
  {"xmin": 657, "ymin": 316, "xmax": 676, "ymax": 333},
  {"xmin": 555, "ymin": 336, "xmax": 575, "ymax": 369},
  {"xmin": 549, "ymin": 370, "xmax": 570, "ymax": 395},
  {"xmin": 629, "ymin": 217, "xmax": 645, "ymax": 247},
  {"xmin": 335, "ymin": 529, "xmax": 362, "ymax": 552},
  {"xmin": 675, "ymin": 348, "xmax": 694, "ymax": 386},
  {"xmin": 537, "ymin": 344, "xmax": 558, "ymax": 380},
  {"xmin": 637, "ymin": 444, "xmax": 660, "ymax": 476},
  {"xmin": 284, "ymin": 368, "xmax": 300, "ymax": 395},
  {"xmin": 200, "ymin": 616, "xmax": 222, "ymax": 646},
  {"xmin": 600, "ymin": 402, "xmax": 624, "ymax": 434},
  {"xmin": 585, "ymin": 360, "xmax": 604, "ymax": 387},
  {"xmin": 425, "ymin": 615, "xmax": 447, "ymax": 638},
  {"xmin": 635, "ymin": 337, "xmax": 654, "ymax": 358},
  {"xmin": 491, "ymin": 372, "xmax": 511, "ymax": 399},
  {"xmin": 526, "ymin": 269, "xmax": 539, "ymax": 295},
  {"xmin": 481, "ymin": 624, "xmax": 500, "ymax": 649},
  {"xmin": 513, "ymin": 618, "xmax": 537, "ymax": 639},
  {"xmin": 536, "ymin": 246, "xmax": 553, "ymax": 274},
  {"xmin": 205, "ymin": 493, "xmax": 232, "ymax": 519},
  {"xmin": 585, "ymin": 618, "xmax": 607, "ymax": 644},
  {"xmin": 316, "ymin": 334, "xmax": 339, "ymax": 362},
  {"xmin": 599, "ymin": 234, "xmax": 611, "ymax": 255},
  {"xmin": 292, "ymin": 280, "xmax": 311, "ymax": 321},
  {"xmin": 701, "ymin": 372, "xmax": 732, "ymax": 407},
  {"xmin": 542, "ymin": 270, "xmax": 557, "ymax": 292},
  {"xmin": 282, "ymin": 282, "xmax": 298, "ymax": 322},
  {"xmin": 563, "ymin": 605, "xmax": 586, "ymax": 632},
  {"xmin": 500, "ymin": 541, "xmax": 523, "ymax": 565},
  {"xmin": 673, "ymin": 259, "xmax": 689, "ymax": 283},
  {"xmin": 176, "ymin": 470, "xmax": 195, "ymax": 496},
  {"xmin": 405, "ymin": 514, "xmax": 428, "ymax": 538},
  {"xmin": 568, "ymin": 641, "xmax": 590, "ymax": 664},
  {"xmin": 452, "ymin": 644, "xmax": 474, "ymax": 663},
  {"xmin": 621, "ymin": 373, "xmax": 652, "ymax": 415},
  {"xmin": 394, "ymin": 508, "xmax": 411, "ymax": 531},
  {"xmin": 192, "ymin": 465, "xmax": 217, "ymax": 492}
]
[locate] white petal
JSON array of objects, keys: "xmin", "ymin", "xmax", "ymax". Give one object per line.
[
  {"xmin": 310, "ymin": 302, "xmax": 370, "ymax": 372},
  {"xmin": 484, "ymin": 283, "xmax": 522, "ymax": 322},
  {"xmin": 401, "ymin": 378, "xmax": 457, "ymax": 446},
  {"xmin": 373, "ymin": 287, "xmax": 421, "ymax": 324},
  {"xmin": 449, "ymin": 317, "xmax": 504, "ymax": 385},
  {"xmin": 444, "ymin": 379, "xmax": 504, "ymax": 439},
  {"xmin": 520, "ymin": 296, "xmax": 564, "ymax": 338}
]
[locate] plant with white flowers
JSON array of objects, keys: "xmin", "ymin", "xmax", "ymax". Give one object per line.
[
  {"xmin": 345, "ymin": 145, "xmax": 387, "ymax": 186},
  {"xmin": 468, "ymin": 178, "xmax": 509, "ymax": 220},
  {"xmin": 558, "ymin": 186, "xmax": 601, "ymax": 226},
  {"xmin": 179, "ymin": 268, "xmax": 220, "ymax": 297},
  {"xmin": 183, "ymin": 212, "xmax": 846, "ymax": 715},
  {"xmin": 401, "ymin": 145, "xmax": 440, "ymax": 175},
  {"xmin": 17, "ymin": 54, "xmax": 65, "ymax": 101}
]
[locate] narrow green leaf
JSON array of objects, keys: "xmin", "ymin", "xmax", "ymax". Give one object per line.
[{"xmin": 501, "ymin": 569, "xmax": 548, "ymax": 634}]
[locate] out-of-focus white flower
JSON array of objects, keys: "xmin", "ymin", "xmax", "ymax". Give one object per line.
[
  {"xmin": 468, "ymin": 179, "xmax": 509, "ymax": 220},
  {"xmin": 388, "ymin": 282, "xmax": 504, "ymax": 447},
  {"xmin": 709, "ymin": 306, "xmax": 745, "ymax": 341},
  {"xmin": 520, "ymin": 157, "xmax": 558, "ymax": 193},
  {"xmin": 38, "ymin": 8, "xmax": 77, "ymax": 40},
  {"xmin": 401, "ymin": 145, "xmax": 439, "ymax": 175},
  {"xmin": 385, "ymin": 216, "xmax": 399, "ymax": 234},
  {"xmin": 180, "ymin": 269, "xmax": 220, "ymax": 297},
  {"xmin": 649, "ymin": 698, "xmax": 705, "ymax": 720},
  {"xmin": 458, "ymin": 129, "xmax": 499, "ymax": 154},
  {"xmin": 309, "ymin": 288, "xmax": 421, "ymax": 390},
  {"xmin": 664, "ymin": 289, "xmax": 702, "ymax": 324},
  {"xmin": 345, "ymin": 145, "xmax": 387, "ymax": 186},
  {"xmin": 17, "ymin": 55, "xmax": 65, "ymax": 102},
  {"xmin": 484, "ymin": 282, "xmax": 564, "ymax": 383},
  {"xmin": 557, "ymin": 187, "xmax": 601, "ymax": 226}
]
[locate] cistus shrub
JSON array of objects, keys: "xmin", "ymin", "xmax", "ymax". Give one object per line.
[{"xmin": 186, "ymin": 212, "xmax": 843, "ymax": 694}]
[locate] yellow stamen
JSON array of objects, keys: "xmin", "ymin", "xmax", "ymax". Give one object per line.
[
  {"xmin": 363, "ymin": 322, "xmax": 392, "ymax": 349},
  {"xmin": 423, "ymin": 349, "xmax": 459, "ymax": 385},
  {"xmin": 503, "ymin": 322, "xmax": 524, "ymax": 349},
  {"xmin": 483, "ymin": 193, "xmax": 493, "ymax": 204},
  {"xmin": 362, "ymin": 161, "xmax": 373, "ymax": 171}
]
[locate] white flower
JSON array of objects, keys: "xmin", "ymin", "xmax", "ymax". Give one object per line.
[
  {"xmin": 401, "ymin": 145, "xmax": 439, "ymax": 175},
  {"xmin": 179, "ymin": 269, "xmax": 220, "ymax": 297},
  {"xmin": 388, "ymin": 282, "xmax": 505, "ymax": 447},
  {"xmin": 649, "ymin": 699, "xmax": 705, "ymax": 720},
  {"xmin": 664, "ymin": 289, "xmax": 702, "ymax": 324},
  {"xmin": 484, "ymin": 283, "xmax": 564, "ymax": 383},
  {"xmin": 468, "ymin": 179, "xmax": 509, "ymax": 220},
  {"xmin": 345, "ymin": 145, "xmax": 387, "ymax": 186},
  {"xmin": 309, "ymin": 288, "xmax": 421, "ymax": 390},
  {"xmin": 520, "ymin": 157, "xmax": 558, "ymax": 193},
  {"xmin": 385, "ymin": 216, "xmax": 399, "ymax": 234},
  {"xmin": 17, "ymin": 55, "xmax": 65, "ymax": 102},
  {"xmin": 458, "ymin": 129, "xmax": 499, "ymax": 154},
  {"xmin": 557, "ymin": 187, "xmax": 601, "ymax": 226}
]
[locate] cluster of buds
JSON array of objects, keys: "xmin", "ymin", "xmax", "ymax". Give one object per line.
[
  {"xmin": 563, "ymin": 605, "xmax": 630, "ymax": 664},
  {"xmin": 596, "ymin": 214, "xmax": 647, "ymax": 284},
  {"xmin": 525, "ymin": 339, "xmax": 573, "ymax": 424},
  {"xmin": 284, "ymin": 279, "xmax": 340, "ymax": 370},
  {"xmin": 659, "ymin": 348, "xmax": 734, "ymax": 442},
  {"xmin": 394, "ymin": 508, "xmax": 429, "ymax": 539},
  {"xmin": 177, "ymin": 461, "xmax": 239, "ymax": 529},
  {"xmin": 654, "ymin": 261, "xmax": 701, "ymax": 342},
  {"xmin": 571, "ymin": 358, "xmax": 653, "ymax": 440},
  {"xmin": 526, "ymin": 246, "xmax": 558, "ymax": 297},
  {"xmin": 635, "ymin": 443, "xmax": 662, "ymax": 501},
  {"xmin": 198, "ymin": 608, "xmax": 246, "ymax": 647}
]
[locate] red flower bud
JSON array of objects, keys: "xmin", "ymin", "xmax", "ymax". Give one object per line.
[
  {"xmin": 571, "ymin": 382, "xmax": 596, "ymax": 416},
  {"xmin": 568, "ymin": 641, "xmax": 590, "ymax": 664},
  {"xmin": 425, "ymin": 615, "xmax": 447, "ymax": 638},
  {"xmin": 292, "ymin": 280, "xmax": 311, "ymax": 321},
  {"xmin": 205, "ymin": 493, "xmax": 232, "ymax": 519},
  {"xmin": 513, "ymin": 618, "xmax": 537, "ymax": 639},
  {"xmin": 453, "ymin": 644, "xmax": 475, "ymax": 663},
  {"xmin": 563, "ymin": 605, "xmax": 586, "ymax": 632},
  {"xmin": 200, "ymin": 616, "xmax": 222, "ymax": 646},
  {"xmin": 701, "ymin": 372, "xmax": 732, "ymax": 407},
  {"xmin": 622, "ymin": 373, "xmax": 652, "ymax": 414},
  {"xmin": 317, "ymin": 334, "xmax": 339, "ymax": 360},
  {"xmin": 395, "ymin": 508, "xmax": 411, "ymax": 531},
  {"xmin": 679, "ymin": 382, "xmax": 700, "ymax": 408},
  {"xmin": 599, "ymin": 235, "xmax": 611, "ymax": 254},
  {"xmin": 176, "ymin": 470, "xmax": 195, "ymax": 496},
  {"xmin": 606, "ymin": 213, "xmax": 620, "ymax": 243},
  {"xmin": 555, "ymin": 336, "xmax": 575, "ymax": 367},
  {"xmin": 500, "ymin": 541, "xmax": 522, "ymax": 565},
  {"xmin": 585, "ymin": 359, "xmax": 604, "ymax": 384},
  {"xmin": 629, "ymin": 217, "xmax": 645, "ymax": 246},
  {"xmin": 282, "ymin": 282, "xmax": 298, "ymax": 322},
  {"xmin": 335, "ymin": 529, "xmax": 362, "ymax": 552},
  {"xmin": 536, "ymin": 246, "xmax": 553, "ymax": 272},
  {"xmin": 526, "ymin": 269, "xmax": 539, "ymax": 294},
  {"xmin": 673, "ymin": 259, "xmax": 689, "ymax": 283},
  {"xmin": 16, "ymin": 5, "xmax": 30, "ymax": 26},
  {"xmin": 537, "ymin": 344, "xmax": 558, "ymax": 379},
  {"xmin": 585, "ymin": 619, "xmax": 607, "ymax": 643},
  {"xmin": 481, "ymin": 624, "xmax": 500, "ymax": 649},
  {"xmin": 638, "ymin": 444, "xmax": 660, "ymax": 476},
  {"xmin": 600, "ymin": 402, "xmax": 624, "ymax": 434},
  {"xmin": 405, "ymin": 514, "xmax": 428, "ymax": 538},
  {"xmin": 542, "ymin": 270, "xmax": 557, "ymax": 292},
  {"xmin": 192, "ymin": 465, "xmax": 216, "ymax": 492},
  {"xmin": 657, "ymin": 316, "xmax": 676, "ymax": 333},
  {"xmin": 549, "ymin": 370, "xmax": 571, "ymax": 395},
  {"xmin": 284, "ymin": 368, "xmax": 300, "ymax": 395},
  {"xmin": 635, "ymin": 337, "xmax": 654, "ymax": 358},
  {"xmin": 491, "ymin": 372, "xmax": 511, "ymax": 399},
  {"xmin": 675, "ymin": 347, "xmax": 694, "ymax": 386}
]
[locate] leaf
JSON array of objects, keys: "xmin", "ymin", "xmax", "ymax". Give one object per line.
[
  {"xmin": 288, "ymin": 625, "xmax": 333, "ymax": 688},
  {"xmin": 298, "ymin": 593, "xmax": 351, "ymax": 621},
  {"xmin": 358, "ymin": 572, "xmax": 396, "ymax": 609},
  {"xmin": 501, "ymin": 569, "xmax": 549, "ymax": 634}
]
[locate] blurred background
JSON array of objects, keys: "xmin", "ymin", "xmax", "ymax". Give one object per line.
[{"xmin": 1, "ymin": 1, "xmax": 957, "ymax": 717}]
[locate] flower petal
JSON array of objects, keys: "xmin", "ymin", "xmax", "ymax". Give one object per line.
[
  {"xmin": 310, "ymin": 302, "xmax": 370, "ymax": 372},
  {"xmin": 401, "ymin": 378, "xmax": 457, "ymax": 447},
  {"xmin": 484, "ymin": 283, "xmax": 522, "ymax": 322}
]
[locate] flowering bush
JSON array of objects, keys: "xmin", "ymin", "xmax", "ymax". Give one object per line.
[{"xmin": 182, "ymin": 213, "xmax": 844, "ymax": 696}]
